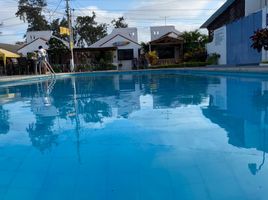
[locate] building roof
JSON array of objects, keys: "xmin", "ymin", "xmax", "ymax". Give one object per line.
[
  {"xmin": 0, "ymin": 43, "xmax": 22, "ymax": 54},
  {"xmin": 17, "ymin": 38, "xmax": 48, "ymax": 51},
  {"xmin": 200, "ymin": 0, "xmax": 236, "ymax": 28},
  {"xmin": 149, "ymin": 32, "xmax": 183, "ymax": 44},
  {"xmin": 90, "ymin": 28, "xmax": 140, "ymax": 48}
]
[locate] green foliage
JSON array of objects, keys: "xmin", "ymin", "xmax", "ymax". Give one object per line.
[
  {"xmin": 183, "ymin": 48, "xmax": 207, "ymax": 62},
  {"xmin": 147, "ymin": 62, "xmax": 208, "ymax": 69},
  {"xmin": 146, "ymin": 51, "xmax": 159, "ymax": 65},
  {"xmin": 50, "ymin": 18, "xmax": 69, "ymax": 41},
  {"xmin": 111, "ymin": 17, "xmax": 128, "ymax": 28},
  {"xmin": 141, "ymin": 42, "xmax": 150, "ymax": 54},
  {"xmin": 75, "ymin": 12, "xmax": 108, "ymax": 47},
  {"xmin": 251, "ymin": 28, "xmax": 268, "ymax": 52},
  {"xmin": 181, "ymin": 30, "xmax": 209, "ymax": 62},
  {"xmin": 16, "ymin": 0, "xmax": 49, "ymax": 31},
  {"xmin": 207, "ymin": 53, "xmax": 220, "ymax": 65},
  {"xmin": 48, "ymin": 37, "xmax": 69, "ymax": 56}
]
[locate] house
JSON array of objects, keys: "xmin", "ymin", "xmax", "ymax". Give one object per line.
[
  {"xmin": 90, "ymin": 28, "xmax": 141, "ymax": 71},
  {"xmin": 201, "ymin": 0, "xmax": 267, "ymax": 65},
  {"xmin": 17, "ymin": 31, "xmax": 52, "ymax": 56},
  {"xmin": 149, "ymin": 26, "xmax": 184, "ymax": 65},
  {"xmin": 17, "ymin": 31, "xmax": 68, "ymax": 57}
]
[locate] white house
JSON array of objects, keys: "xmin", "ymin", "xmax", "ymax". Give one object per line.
[
  {"xmin": 90, "ymin": 28, "xmax": 141, "ymax": 71},
  {"xmin": 149, "ymin": 26, "xmax": 183, "ymax": 64},
  {"xmin": 18, "ymin": 31, "xmax": 52, "ymax": 56},
  {"xmin": 18, "ymin": 31, "xmax": 68, "ymax": 57},
  {"xmin": 150, "ymin": 26, "xmax": 181, "ymax": 41}
]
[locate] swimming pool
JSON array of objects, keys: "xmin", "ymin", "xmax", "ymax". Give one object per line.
[{"xmin": 0, "ymin": 70, "xmax": 268, "ymax": 200}]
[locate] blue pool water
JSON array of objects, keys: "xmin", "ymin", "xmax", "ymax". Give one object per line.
[{"xmin": 1, "ymin": 70, "xmax": 268, "ymax": 200}]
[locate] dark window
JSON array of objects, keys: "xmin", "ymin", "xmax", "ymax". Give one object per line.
[
  {"xmin": 118, "ymin": 49, "xmax": 134, "ymax": 60},
  {"xmin": 154, "ymin": 46, "xmax": 175, "ymax": 59}
]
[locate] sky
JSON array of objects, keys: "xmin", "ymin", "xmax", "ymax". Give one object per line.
[{"xmin": 0, "ymin": 0, "xmax": 226, "ymax": 44}]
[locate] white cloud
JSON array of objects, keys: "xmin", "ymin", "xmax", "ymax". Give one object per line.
[{"xmin": 0, "ymin": 1, "xmax": 27, "ymax": 43}]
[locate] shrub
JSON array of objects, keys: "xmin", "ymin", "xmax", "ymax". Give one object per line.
[
  {"xmin": 207, "ymin": 53, "xmax": 220, "ymax": 65},
  {"xmin": 147, "ymin": 62, "xmax": 208, "ymax": 69},
  {"xmin": 251, "ymin": 28, "xmax": 268, "ymax": 52},
  {"xmin": 183, "ymin": 48, "xmax": 207, "ymax": 62},
  {"xmin": 146, "ymin": 51, "xmax": 159, "ymax": 65}
]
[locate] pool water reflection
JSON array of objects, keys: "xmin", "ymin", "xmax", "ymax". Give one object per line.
[{"xmin": 0, "ymin": 72, "xmax": 268, "ymax": 200}]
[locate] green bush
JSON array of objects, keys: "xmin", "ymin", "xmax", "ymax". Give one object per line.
[
  {"xmin": 207, "ymin": 53, "xmax": 220, "ymax": 65},
  {"xmin": 75, "ymin": 64, "xmax": 117, "ymax": 72},
  {"xmin": 147, "ymin": 62, "xmax": 208, "ymax": 69}
]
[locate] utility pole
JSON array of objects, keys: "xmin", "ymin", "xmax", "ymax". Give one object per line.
[{"xmin": 66, "ymin": 0, "xmax": 75, "ymax": 72}]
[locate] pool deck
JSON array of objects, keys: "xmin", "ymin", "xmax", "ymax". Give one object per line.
[{"xmin": 1, "ymin": 66, "xmax": 268, "ymax": 83}]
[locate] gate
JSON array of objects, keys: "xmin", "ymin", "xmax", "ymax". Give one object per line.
[{"xmin": 226, "ymin": 11, "xmax": 262, "ymax": 65}]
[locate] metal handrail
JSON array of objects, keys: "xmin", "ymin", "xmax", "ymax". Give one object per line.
[{"xmin": 40, "ymin": 61, "xmax": 56, "ymax": 77}]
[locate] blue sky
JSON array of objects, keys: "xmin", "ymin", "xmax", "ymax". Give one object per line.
[{"xmin": 0, "ymin": 0, "xmax": 225, "ymax": 44}]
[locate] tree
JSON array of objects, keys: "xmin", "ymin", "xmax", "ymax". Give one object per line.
[
  {"xmin": 50, "ymin": 18, "xmax": 69, "ymax": 41},
  {"xmin": 0, "ymin": 106, "xmax": 9, "ymax": 135},
  {"xmin": 141, "ymin": 42, "xmax": 150, "ymax": 54},
  {"xmin": 111, "ymin": 16, "xmax": 128, "ymax": 28},
  {"xmin": 16, "ymin": 0, "xmax": 49, "ymax": 31},
  {"xmin": 181, "ymin": 30, "xmax": 209, "ymax": 62},
  {"xmin": 48, "ymin": 38, "xmax": 69, "ymax": 55},
  {"xmin": 75, "ymin": 12, "xmax": 107, "ymax": 47},
  {"xmin": 181, "ymin": 30, "xmax": 209, "ymax": 52}
]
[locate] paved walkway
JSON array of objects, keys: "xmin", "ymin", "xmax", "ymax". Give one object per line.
[{"xmin": 1, "ymin": 66, "xmax": 268, "ymax": 83}]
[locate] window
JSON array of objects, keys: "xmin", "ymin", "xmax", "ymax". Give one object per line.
[
  {"xmin": 118, "ymin": 49, "xmax": 134, "ymax": 60},
  {"xmin": 155, "ymin": 47, "xmax": 175, "ymax": 59}
]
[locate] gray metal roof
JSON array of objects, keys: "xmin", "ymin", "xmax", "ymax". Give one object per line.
[
  {"xmin": 200, "ymin": 0, "xmax": 236, "ymax": 28},
  {"xmin": 0, "ymin": 43, "xmax": 23, "ymax": 53}
]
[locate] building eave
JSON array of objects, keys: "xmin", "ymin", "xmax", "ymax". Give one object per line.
[{"xmin": 200, "ymin": 0, "xmax": 236, "ymax": 29}]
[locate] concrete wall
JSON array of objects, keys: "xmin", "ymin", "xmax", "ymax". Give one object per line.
[
  {"xmin": 245, "ymin": 0, "xmax": 266, "ymax": 16},
  {"xmin": 206, "ymin": 26, "xmax": 227, "ymax": 65}
]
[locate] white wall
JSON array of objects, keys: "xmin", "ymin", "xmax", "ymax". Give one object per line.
[
  {"xmin": 112, "ymin": 28, "xmax": 138, "ymax": 42},
  {"xmin": 207, "ymin": 77, "xmax": 227, "ymax": 110},
  {"xmin": 26, "ymin": 31, "xmax": 52, "ymax": 44},
  {"xmin": 18, "ymin": 39, "xmax": 48, "ymax": 56},
  {"xmin": 245, "ymin": 0, "xmax": 266, "ymax": 16},
  {"xmin": 150, "ymin": 26, "xmax": 180, "ymax": 41},
  {"xmin": 206, "ymin": 26, "xmax": 227, "ymax": 65}
]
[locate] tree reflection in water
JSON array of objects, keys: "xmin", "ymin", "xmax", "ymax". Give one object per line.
[
  {"xmin": 27, "ymin": 116, "xmax": 58, "ymax": 153},
  {"xmin": 0, "ymin": 105, "xmax": 9, "ymax": 135}
]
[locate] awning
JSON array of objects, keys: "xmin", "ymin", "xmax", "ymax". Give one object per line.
[{"xmin": 0, "ymin": 48, "xmax": 20, "ymax": 67}]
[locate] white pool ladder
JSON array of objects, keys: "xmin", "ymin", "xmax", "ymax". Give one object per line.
[{"xmin": 39, "ymin": 60, "xmax": 56, "ymax": 78}]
